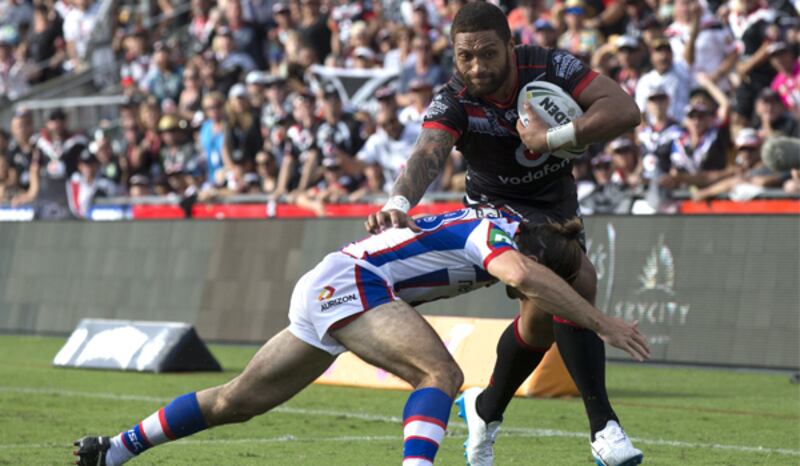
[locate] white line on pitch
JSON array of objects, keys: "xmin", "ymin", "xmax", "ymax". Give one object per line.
[{"xmin": 0, "ymin": 386, "xmax": 797, "ymax": 457}]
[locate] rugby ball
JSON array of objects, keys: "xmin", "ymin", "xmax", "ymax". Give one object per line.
[{"xmin": 517, "ymin": 80, "xmax": 587, "ymax": 160}]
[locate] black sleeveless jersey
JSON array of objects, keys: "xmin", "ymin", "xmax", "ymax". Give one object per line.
[{"xmin": 422, "ymin": 45, "xmax": 598, "ymax": 205}]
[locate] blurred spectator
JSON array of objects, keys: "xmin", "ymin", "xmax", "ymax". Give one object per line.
[
  {"xmin": 0, "ymin": 0, "xmax": 33, "ymax": 27},
  {"xmin": 350, "ymin": 46, "xmax": 379, "ymax": 69},
  {"xmin": 158, "ymin": 114, "xmax": 198, "ymax": 181},
  {"xmin": 268, "ymin": 2, "xmax": 294, "ymax": 70},
  {"xmin": 26, "ymin": 4, "xmax": 65, "ymax": 84},
  {"xmin": 691, "ymin": 128, "xmax": 789, "ymax": 201},
  {"xmin": 635, "ymin": 37, "xmax": 692, "ymax": 121},
  {"xmin": 316, "ymin": 84, "xmax": 363, "ymax": 166},
  {"xmin": 0, "ymin": 30, "xmax": 31, "ymax": 99},
  {"xmin": 213, "ymin": 26, "xmax": 256, "ymax": 77},
  {"xmin": 398, "ymin": 35, "xmax": 445, "ymax": 100},
  {"xmin": 89, "ymin": 129, "xmax": 123, "ymax": 186},
  {"xmin": 199, "ymin": 91, "xmax": 228, "ymax": 187},
  {"xmin": 399, "ymin": 78, "xmax": 433, "ymax": 125},
  {"xmin": 142, "ymin": 42, "xmax": 183, "ymax": 103},
  {"xmin": 659, "ymin": 102, "xmax": 731, "ymax": 189},
  {"xmin": 612, "ymin": 35, "xmax": 645, "ymax": 96},
  {"xmin": 63, "ymin": 0, "xmax": 99, "ymax": 71},
  {"xmin": 178, "ymin": 65, "xmax": 204, "ymax": 125},
  {"xmin": 620, "ymin": 0, "xmax": 655, "ymax": 41},
  {"xmin": 638, "ymin": 85, "xmax": 682, "ymax": 178},
  {"xmin": 67, "ymin": 149, "xmax": 118, "ymax": 218},
  {"xmin": 294, "ymin": 157, "xmax": 360, "ymax": 216},
  {"xmin": 189, "ymin": 0, "xmax": 221, "ymax": 47},
  {"xmin": 273, "ymin": 91, "xmax": 319, "ymax": 198},
  {"xmin": 383, "ymin": 26, "xmax": 414, "ymax": 72},
  {"xmin": 134, "ymin": 97, "xmax": 163, "ymax": 177},
  {"xmin": 510, "ymin": 0, "xmax": 545, "ymax": 46},
  {"xmin": 119, "ymin": 30, "xmax": 150, "ymax": 94},
  {"xmin": 297, "ymin": 0, "xmax": 331, "ymax": 63},
  {"xmin": 729, "ymin": 0, "xmax": 782, "ymax": 125},
  {"xmin": 225, "ymin": 83, "xmax": 262, "ymax": 168},
  {"xmin": 254, "ymin": 149, "xmax": 278, "ymax": 193},
  {"xmin": 353, "ymin": 108, "xmax": 419, "ymax": 195},
  {"xmin": 261, "ymin": 76, "xmax": 291, "ymax": 129},
  {"xmin": 7, "ymin": 108, "xmax": 36, "ymax": 189},
  {"xmin": 666, "ymin": 0, "xmax": 737, "ymax": 92},
  {"xmin": 223, "ymin": 0, "xmax": 268, "ymax": 70},
  {"xmin": 128, "ymin": 173, "xmax": 151, "ymax": 197},
  {"xmin": 751, "ymin": 88, "xmax": 800, "ymax": 138},
  {"xmin": 558, "ymin": 0, "xmax": 603, "ymax": 60},
  {"xmin": 533, "ymin": 19, "xmax": 559, "ymax": 49},
  {"xmin": 768, "ymin": 42, "xmax": 800, "ymax": 115},
  {"xmin": 245, "ymin": 70, "xmax": 269, "ymax": 110}
]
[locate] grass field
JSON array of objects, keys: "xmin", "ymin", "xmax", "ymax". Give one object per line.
[{"xmin": 0, "ymin": 335, "xmax": 797, "ymax": 466}]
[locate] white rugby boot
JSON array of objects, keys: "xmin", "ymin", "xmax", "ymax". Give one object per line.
[
  {"xmin": 591, "ymin": 420, "xmax": 644, "ymax": 466},
  {"xmin": 455, "ymin": 387, "xmax": 501, "ymax": 466}
]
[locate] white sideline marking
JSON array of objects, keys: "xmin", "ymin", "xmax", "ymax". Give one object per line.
[{"xmin": 0, "ymin": 386, "xmax": 797, "ymax": 457}]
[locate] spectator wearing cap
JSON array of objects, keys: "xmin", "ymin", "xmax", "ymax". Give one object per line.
[
  {"xmin": 66, "ymin": 149, "xmax": 118, "ymax": 218},
  {"xmin": 613, "ymin": 35, "xmax": 645, "ymax": 96},
  {"xmin": 768, "ymin": 42, "xmax": 800, "ymax": 115},
  {"xmin": 729, "ymin": 0, "xmax": 782, "ymax": 125},
  {"xmin": 62, "ymin": 0, "xmax": 98, "ymax": 71},
  {"xmin": 634, "ymin": 37, "xmax": 693, "ymax": 121},
  {"xmin": 128, "ymin": 173, "xmax": 151, "ymax": 197},
  {"xmin": 316, "ymin": 84, "xmax": 364, "ymax": 168},
  {"xmin": 397, "ymin": 35, "xmax": 445, "ymax": 104},
  {"xmin": 665, "ymin": 0, "xmax": 738, "ymax": 92},
  {"xmin": 751, "ymin": 87, "xmax": 800, "ymax": 138},
  {"xmin": 350, "ymin": 46, "xmax": 379, "ymax": 69},
  {"xmin": 690, "ymin": 128, "xmax": 790, "ymax": 201},
  {"xmin": 658, "ymin": 102, "xmax": 731, "ymax": 189},
  {"xmin": 223, "ymin": 0, "xmax": 268, "ymax": 70},
  {"xmin": 273, "ymin": 91, "xmax": 320, "ymax": 199},
  {"xmin": 245, "ymin": 70, "xmax": 270, "ymax": 109},
  {"xmin": 143, "ymin": 42, "xmax": 184, "ymax": 104},
  {"xmin": 352, "ymin": 108, "xmax": 420, "ymax": 195},
  {"xmin": 531, "ymin": 19, "xmax": 559, "ymax": 49},
  {"xmin": 398, "ymin": 78, "xmax": 433, "ymax": 125},
  {"xmin": 637, "ymin": 85, "xmax": 682, "ymax": 177},
  {"xmin": 35, "ymin": 109, "xmax": 89, "ymax": 183},
  {"xmin": 261, "ymin": 75, "xmax": 291, "ymax": 130},
  {"xmin": 375, "ymin": 85, "xmax": 399, "ymax": 116},
  {"xmin": 0, "ymin": 29, "xmax": 31, "ymax": 100},
  {"xmin": 557, "ymin": 0, "xmax": 603, "ymax": 60},
  {"xmin": 158, "ymin": 114, "xmax": 199, "ymax": 181},
  {"xmin": 225, "ymin": 83, "xmax": 263, "ymax": 168},
  {"xmin": 606, "ymin": 136, "xmax": 643, "ymax": 188},
  {"xmin": 267, "ymin": 2, "xmax": 294, "ymax": 68},
  {"xmin": 199, "ymin": 92, "xmax": 228, "ymax": 187}
]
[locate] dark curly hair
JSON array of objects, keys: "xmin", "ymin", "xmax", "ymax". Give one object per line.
[{"xmin": 450, "ymin": 2, "xmax": 512, "ymax": 44}]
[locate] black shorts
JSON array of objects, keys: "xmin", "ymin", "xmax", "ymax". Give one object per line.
[{"xmin": 463, "ymin": 194, "xmax": 587, "ymax": 251}]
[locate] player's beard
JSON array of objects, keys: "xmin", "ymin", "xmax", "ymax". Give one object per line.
[{"xmin": 456, "ymin": 50, "xmax": 513, "ymax": 98}]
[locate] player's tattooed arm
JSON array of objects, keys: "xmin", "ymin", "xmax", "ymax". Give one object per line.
[{"xmin": 391, "ymin": 128, "xmax": 456, "ymax": 206}]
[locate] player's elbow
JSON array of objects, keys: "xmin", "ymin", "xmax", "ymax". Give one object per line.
[
  {"xmin": 500, "ymin": 266, "xmax": 529, "ymax": 291},
  {"xmin": 621, "ymin": 99, "xmax": 642, "ymax": 129}
]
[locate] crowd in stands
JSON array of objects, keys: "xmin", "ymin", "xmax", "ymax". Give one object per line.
[{"xmin": 0, "ymin": 0, "xmax": 798, "ymax": 218}]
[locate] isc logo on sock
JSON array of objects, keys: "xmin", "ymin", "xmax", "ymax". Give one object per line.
[{"xmin": 126, "ymin": 430, "xmax": 145, "ymax": 453}]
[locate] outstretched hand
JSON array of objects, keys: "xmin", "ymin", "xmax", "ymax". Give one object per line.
[
  {"xmin": 597, "ymin": 317, "xmax": 651, "ymax": 362},
  {"xmin": 365, "ymin": 209, "xmax": 421, "ymax": 234}
]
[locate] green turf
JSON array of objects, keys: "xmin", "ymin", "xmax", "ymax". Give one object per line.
[{"xmin": 0, "ymin": 335, "xmax": 797, "ymax": 465}]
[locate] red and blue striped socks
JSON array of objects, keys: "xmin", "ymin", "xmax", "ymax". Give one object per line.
[
  {"xmin": 402, "ymin": 387, "xmax": 452, "ymax": 466},
  {"xmin": 106, "ymin": 392, "xmax": 207, "ymax": 465}
]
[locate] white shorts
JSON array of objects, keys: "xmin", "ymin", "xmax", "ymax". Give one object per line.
[{"xmin": 288, "ymin": 252, "xmax": 398, "ymax": 355}]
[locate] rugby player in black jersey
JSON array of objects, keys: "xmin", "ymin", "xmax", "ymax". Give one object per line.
[{"xmin": 365, "ymin": 3, "xmax": 644, "ymax": 466}]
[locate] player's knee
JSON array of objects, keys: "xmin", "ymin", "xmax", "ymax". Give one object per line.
[
  {"xmin": 212, "ymin": 386, "xmax": 268, "ymax": 424},
  {"xmin": 421, "ymin": 361, "xmax": 463, "ymax": 398}
]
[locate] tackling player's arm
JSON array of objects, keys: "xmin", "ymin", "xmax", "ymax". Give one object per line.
[
  {"xmin": 486, "ymin": 250, "xmax": 651, "ymax": 362},
  {"xmin": 365, "ymin": 128, "xmax": 456, "ymax": 233}
]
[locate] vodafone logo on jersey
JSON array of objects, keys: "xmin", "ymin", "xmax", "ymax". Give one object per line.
[
  {"xmin": 515, "ymin": 145, "xmax": 552, "ymax": 168},
  {"xmin": 318, "ymin": 286, "xmax": 335, "ymax": 301}
]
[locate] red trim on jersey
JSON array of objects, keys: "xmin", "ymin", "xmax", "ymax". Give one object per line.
[
  {"xmin": 355, "ymin": 266, "xmax": 368, "ymax": 311},
  {"xmin": 571, "ymin": 70, "xmax": 598, "ymax": 100},
  {"xmin": 422, "ymin": 121, "xmax": 461, "ymax": 140},
  {"xmin": 517, "ymin": 64, "xmax": 546, "ymax": 69},
  {"xmin": 366, "ymin": 218, "xmax": 476, "ymax": 260},
  {"xmin": 403, "ymin": 415, "xmax": 447, "ymax": 429},
  {"xmin": 482, "ymin": 246, "xmax": 514, "ymax": 270},
  {"xmin": 158, "ymin": 408, "xmax": 176, "ymax": 440}
]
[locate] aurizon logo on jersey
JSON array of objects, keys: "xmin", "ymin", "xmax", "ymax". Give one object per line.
[{"xmin": 318, "ymin": 286, "xmax": 336, "ymax": 301}]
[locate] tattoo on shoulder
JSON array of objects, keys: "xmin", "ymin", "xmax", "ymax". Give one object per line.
[{"xmin": 391, "ymin": 129, "xmax": 455, "ymax": 205}]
